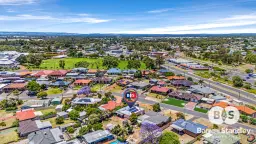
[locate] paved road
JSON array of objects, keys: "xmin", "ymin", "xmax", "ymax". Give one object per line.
[
  {"xmin": 162, "ymin": 63, "xmax": 256, "ymax": 104},
  {"xmin": 112, "ymin": 92, "xmax": 256, "ymax": 133}
]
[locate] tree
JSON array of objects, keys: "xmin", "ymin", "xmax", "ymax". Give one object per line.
[
  {"xmin": 129, "ymin": 113, "xmax": 138, "ymax": 125},
  {"xmin": 75, "ymin": 61, "xmax": 90, "ymax": 68},
  {"xmin": 27, "ymin": 54, "xmax": 44, "ymax": 67},
  {"xmin": 59, "ymin": 60, "xmax": 65, "ymax": 69},
  {"xmin": 88, "ymin": 114, "xmax": 101, "ymax": 125},
  {"xmin": 159, "ymin": 131, "xmax": 180, "ymax": 144},
  {"xmin": 164, "ymin": 72, "xmax": 175, "ymax": 77},
  {"xmin": 13, "ymin": 89, "xmax": 19, "ymax": 96},
  {"xmin": 140, "ymin": 122, "xmax": 162, "ymax": 143},
  {"xmin": 16, "ymin": 55, "xmax": 27, "ymax": 64},
  {"xmin": 244, "ymin": 83, "xmax": 251, "ymax": 89},
  {"xmin": 92, "ymin": 123, "xmax": 103, "ymax": 131},
  {"xmin": 134, "ymin": 70, "xmax": 142, "ymax": 78},
  {"xmin": 187, "ymin": 77, "xmax": 193, "ymax": 82},
  {"xmin": 127, "ymin": 60, "xmax": 141, "ymax": 69},
  {"xmin": 67, "ymin": 126, "xmax": 75, "ymax": 133},
  {"xmin": 79, "ymin": 126, "xmax": 90, "ymax": 135},
  {"xmin": 155, "ymin": 55, "xmax": 164, "ymax": 68},
  {"xmin": 153, "ymin": 103, "xmax": 161, "ymax": 112},
  {"xmin": 213, "ymin": 124, "xmax": 219, "ymax": 129},
  {"xmin": 69, "ymin": 110, "xmax": 79, "ymax": 120},
  {"xmin": 245, "ymin": 69, "xmax": 253, "ymax": 74},
  {"xmin": 37, "ymin": 91, "xmax": 48, "ymax": 99},
  {"xmin": 27, "ymin": 81, "xmax": 41, "ymax": 92},
  {"xmin": 176, "ymin": 112, "xmax": 185, "ymax": 120},
  {"xmin": 198, "ymin": 79, "xmax": 204, "ymax": 85},
  {"xmin": 103, "ymin": 56, "xmax": 119, "ymax": 68},
  {"xmin": 232, "ymin": 76, "xmax": 243, "ymax": 87},
  {"xmin": 143, "ymin": 56, "xmax": 155, "ymax": 69},
  {"xmin": 62, "ymin": 104, "xmax": 71, "ymax": 111},
  {"xmin": 55, "ymin": 117, "xmax": 64, "ymax": 124},
  {"xmin": 12, "ymin": 120, "xmax": 19, "ymax": 127},
  {"xmin": 0, "ymin": 122, "xmax": 6, "ymax": 127}
]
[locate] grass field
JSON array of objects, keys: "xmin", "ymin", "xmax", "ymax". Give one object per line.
[
  {"xmin": 39, "ymin": 108, "xmax": 56, "ymax": 115},
  {"xmin": 42, "ymin": 117, "xmax": 75, "ymax": 128},
  {"xmin": 194, "ymin": 107, "xmax": 208, "ymax": 113},
  {"xmin": 38, "ymin": 58, "xmax": 146, "ymax": 70},
  {"xmin": 162, "ymin": 98, "xmax": 187, "ymax": 107},
  {"xmin": 46, "ymin": 88, "xmax": 63, "ymax": 95},
  {"xmin": 0, "ymin": 128, "xmax": 19, "ymax": 144},
  {"xmin": 91, "ymin": 84, "xmax": 106, "ymax": 92}
]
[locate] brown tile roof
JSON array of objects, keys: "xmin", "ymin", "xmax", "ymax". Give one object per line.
[
  {"xmin": 74, "ymin": 79, "xmax": 92, "ymax": 84},
  {"xmin": 100, "ymin": 101, "xmax": 121, "ymax": 111},
  {"xmin": 48, "ymin": 70, "xmax": 68, "ymax": 76},
  {"xmin": 236, "ymin": 106, "xmax": 256, "ymax": 115},
  {"xmin": 213, "ymin": 102, "xmax": 229, "ymax": 108},
  {"xmin": 4, "ymin": 83, "xmax": 27, "ymax": 89},
  {"xmin": 87, "ymin": 69, "xmax": 97, "ymax": 73},
  {"xmin": 150, "ymin": 86, "xmax": 170, "ymax": 93},
  {"xmin": 167, "ymin": 76, "xmax": 185, "ymax": 80},
  {"xmin": 18, "ymin": 119, "xmax": 39, "ymax": 136}
]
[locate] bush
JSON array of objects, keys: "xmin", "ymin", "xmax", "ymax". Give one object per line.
[
  {"xmin": 12, "ymin": 120, "xmax": 19, "ymax": 127},
  {"xmin": 0, "ymin": 122, "xmax": 6, "ymax": 127},
  {"xmin": 5, "ymin": 107, "xmax": 17, "ymax": 111},
  {"xmin": 56, "ymin": 117, "xmax": 64, "ymax": 124},
  {"xmin": 67, "ymin": 126, "xmax": 75, "ymax": 133}
]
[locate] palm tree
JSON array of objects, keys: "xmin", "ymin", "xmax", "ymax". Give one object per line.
[{"xmin": 199, "ymin": 79, "xmax": 204, "ymax": 85}]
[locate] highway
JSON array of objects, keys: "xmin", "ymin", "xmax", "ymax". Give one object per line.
[{"xmin": 162, "ymin": 63, "xmax": 256, "ymax": 105}]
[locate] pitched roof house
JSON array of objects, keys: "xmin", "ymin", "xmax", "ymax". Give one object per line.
[
  {"xmin": 99, "ymin": 101, "xmax": 121, "ymax": 111},
  {"xmin": 73, "ymin": 79, "xmax": 92, "ymax": 86},
  {"xmin": 236, "ymin": 105, "xmax": 256, "ymax": 118},
  {"xmin": 18, "ymin": 120, "xmax": 39, "ymax": 137},
  {"xmin": 28, "ymin": 128, "xmax": 65, "ymax": 144},
  {"xmin": 16, "ymin": 109, "xmax": 36, "ymax": 121},
  {"xmin": 150, "ymin": 86, "xmax": 171, "ymax": 95},
  {"xmin": 82, "ymin": 130, "xmax": 114, "ymax": 144}
]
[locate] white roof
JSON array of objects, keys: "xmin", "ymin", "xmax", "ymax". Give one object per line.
[
  {"xmin": 0, "ymin": 84, "xmax": 7, "ymax": 89},
  {"xmin": 35, "ymin": 120, "xmax": 52, "ymax": 129},
  {"xmin": 56, "ymin": 105, "xmax": 63, "ymax": 109},
  {"xmin": 34, "ymin": 111, "xmax": 43, "ymax": 116}
]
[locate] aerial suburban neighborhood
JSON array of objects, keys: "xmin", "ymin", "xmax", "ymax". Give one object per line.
[{"xmin": 0, "ymin": 35, "xmax": 256, "ymax": 144}]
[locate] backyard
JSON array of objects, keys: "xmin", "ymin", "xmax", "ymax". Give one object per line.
[
  {"xmin": 91, "ymin": 84, "xmax": 106, "ymax": 92},
  {"xmin": 42, "ymin": 117, "xmax": 75, "ymax": 128},
  {"xmin": 38, "ymin": 58, "xmax": 146, "ymax": 70},
  {"xmin": 162, "ymin": 98, "xmax": 187, "ymax": 107},
  {"xmin": 0, "ymin": 128, "xmax": 19, "ymax": 144}
]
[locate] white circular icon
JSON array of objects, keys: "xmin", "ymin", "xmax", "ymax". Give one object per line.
[{"xmin": 208, "ymin": 106, "xmax": 240, "ymax": 125}]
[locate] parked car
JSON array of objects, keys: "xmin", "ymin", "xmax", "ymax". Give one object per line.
[{"xmin": 27, "ymin": 91, "xmax": 37, "ymax": 96}]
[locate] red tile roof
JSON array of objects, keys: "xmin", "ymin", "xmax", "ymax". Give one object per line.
[
  {"xmin": 33, "ymin": 70, "xmax": 54, "ymax": 77},
  {"xmin": 101, "ymin": 101, "xmax": 121, "ymax": 111},
  {"xmin": 150, "ymin": 86, "xmax": 170, "ymax": 93},
  {"xmin": 236, "ymin": 106, "xmax": 256, "ymax": 115},
  {"xmin": 74, "ymin": 79, "xmax": 92, "ymax": 84},
  {"xmin": 167, "ymin": 76, "xmax": 185, "ymax": 80},
  {"xmin": 88, "ymin": 69, "xmax": 97, "ymax": 73},
  {"xmin": 16, "ymin": 109, "xmax": 36, "ymax": 121},
  {"xmin": 49, "ymin": 70, "xmax": 68, "ymax": 76}
]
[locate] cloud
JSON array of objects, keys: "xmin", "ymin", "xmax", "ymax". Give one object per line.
[
  {"xmin": 0, "ymin": 0, "xmax": 37, "ymax": 5},
  {"xmin": 116, "ymin": 14, "xmax": 256, "ymax": 34},
  {"xmin": 147, "ymin": 8, "xmax": 173, "ymax": 13},
  {"xmin": 0, "ymin": 14, "xmax": 112, "ymax": 24}
]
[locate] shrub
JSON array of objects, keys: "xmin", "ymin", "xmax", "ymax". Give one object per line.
[
  {"xmin": 67, "ymin": 126, "xmax": 75, "ymax": 133},
  {"xmin": 56, "ymin": 117, "xmax": 64, "ymax": 124}
]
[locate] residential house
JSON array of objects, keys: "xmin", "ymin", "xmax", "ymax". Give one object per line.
[
  {"xmin": 21, "ymin": 99, "xmax": 51, "ymax": 109},
  {"xmin": 171, "ymin": 80, "xmax": 193, "ymax": 87},
  {"xmin": 142, "ymin": 70, "xmax": 156, "ymax": 76},
  {"xmin": 158, "ymin": 69, "xmax": 170, "ymax": 74},
  {"xmin": 87, "ymin": 69, "xmax": 97, "ymax": 77},
  {"xmin": 36, "ymin": 77, "xmax": 51, "ymax": 86},
  {"xmin": 28, "ymin": 128, "xmax": 65, "ymax": 144},
  {"xmin": 213, "ymin": 101, "xmax": 229, "ymax": 108},
  {"xmin": 236, "ymin": 105, "xmax": 256, "ymax": 118},
  {"xmin": 57, "ymin": 112, "xmax": 69, "ymax": 119},
  {"xmin": 72, "ymin": 67, "xmax": 87, "ymax": 73},
  {"xmin": 129, "ymin": 81, "xmax": 150, "ymax": 90},
  {"xmin": 0, "ymin": 84, "xmax": 7, "ymax": 93},
  {"xmin": 50, "ymin": 80, "xmax": 70, "ymax": 87},
  {"xmin": 122, "ymin": 69, "xmax": 137, "ymax": 75},
  {"xmin": 116, "ymin": 106, "xmax": 145, "ymax": 118},
  {"xmin": 0, "ymin": 71, "xmax": 18, "ymax": 77},
  {"xmin": 107, "ymin": 68, "xmax": 121, "ymax": 75},
  {"xmin": 0, "ymin": 59, "xmax": 18, "ymax": 68},
  {"xmin": 149, "ymin": 79, "xmax": 158, "ymax": 85},
  {"xmin": 73, "ymin": 79, "xmax": 92, "ymax": 86},
  {"xmin": 48, "ymin": 70, "xmax": 68, "ymax": 78},
  {"xmin": 92, "ymin": 77, "xmax": 112, "ymax": 84},
  {"xmin": 189, "ymin": 85, "xmax": 215, "ymax": 97},
  {"xmin": 55, "ymin": 105, "xmax": 63, "ymax": 112},
  {"xmin": 171, "ymin": 119, "xmax": 207, "ymax": 137},
  {"xmin": 19, "ymin": 71, "xmax": 33, "ymax": 78},
  {"xmin": 138, "ymin": 111, "xmax": 170, "ymax": 127},
  {"xmin": 99, "ymin": 101, "xmax": 121, "ymax": 111},
  {"xmin": 79, "ymin": 111, "xmax": 87, "ymax": 119},
  {"xmin": 65, "ymin": 72, "xmax": 79, "ymax": 79},
  {"xmin": 35, "ymin": 120, "xmax": 52, "ymax": 130},
  {"xmin": 157, "ymin": 81, "xmax": 167, "ymax": 87},
  {"xmin": 211, "ymin": 95, "xmax": 227, "ymax": 102},
  {"xmin": 167, "ymin": 76, "xmax": 185, "ymax": 81},
  {"xmin": 72, "ymin": 98, "xmax": 101, "ymax": 105},
  {"xmin": 18, "ymin": 120, "xmax": 39, "ymax": 137},
  {"xmin": 3, "ymin": 82, "xmax": 27, "ymax": 92},
  {"xmin": 82, "ymin": 130, "xmax": 114, "ymax": 144},
  {"xmin": 169, "ymin": 91, "xmax": 202, "ymax": 103},
  {"xmin": 150, "ymin": 86, "xmax": 171, "ymax": 95},
  {"xmin": 203, "ymin": 130, "xmax": 240, "ymax": 144},
  {"xmin": 196, "ymin": 103, "xmax": 212, "ymax": 110},
  {"xmin": 32, "ymin": 70, "xmax": 54, "ymax": 77},
  {"xmin": 117, "ymin": 79, "xmax": 132, "ymax": 87},
  {"xmin": 51, "ymin": 97, "xmax": 62, "ymax": 105},
  {"xmin": 16, "ymin": 109, "xmax": 36, "ymax": 121}
]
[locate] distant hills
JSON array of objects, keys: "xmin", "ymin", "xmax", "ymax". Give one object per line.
[{"xmin": 1, "ymin": 31, "xmax": 256, "ymax": 37}]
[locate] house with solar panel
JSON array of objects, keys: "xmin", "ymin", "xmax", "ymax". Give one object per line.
[
  {"xmin": 71, "ymin": 97, "xmax": 102, "ymax": 106},
  {"xmin": 115, "ymin": 106, "xmax": 145, "ymax": 118}
]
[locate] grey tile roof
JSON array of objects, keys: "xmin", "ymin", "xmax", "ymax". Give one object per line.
[
  {"xmin": 28, "ymin": 128, "xmax": 64, "ymax": 144},
  {"xmin": 19, "ymin": 120, "xmax": 39, "ymax": 136},
  {"xmin": 83, "ymin": 130, "xmax": 113, "ymax": 144}
]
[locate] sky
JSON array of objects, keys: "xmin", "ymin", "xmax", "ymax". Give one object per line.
[{"xmin": 1, "ymin": 0, "xmax": 256, "ymax": 34}]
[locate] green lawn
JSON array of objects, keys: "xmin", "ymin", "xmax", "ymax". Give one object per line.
[
  {"xmin": 42, "ymin": 117, "xmax": 75, "ymax": 128},
  {"xmin": 46, "ymin": 88, "xmax": 63, "ymax": 95},
  {"xmin": 37, "ymin": 58, "xmax": 146, "ymax": 70},
  {"xmin": 194, "ymin": 107, "xmax": 208, "ymax": 113},
  {"xmin": 162, "ymin": 98, "xmax": 187, "ymax": 107},
  {"xmin": 91, "ymin": 84, "xmax": 106, "ymax": 92},
  {"xmin": 0, "ymin": 128, "xmax": 19, "ymax": 144},
  {"xmin": 39, "ymin": 108, "xmax": 56, "ymax": 115}
]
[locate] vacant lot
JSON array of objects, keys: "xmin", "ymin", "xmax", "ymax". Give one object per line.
[
  {"xmin": 46, "ymin": 88, "xmax": 63, "ymax": 95},
  {"xmin": 38, "ymin": 58, "xmax": 146, "ymax": 70},
  {"xmin": 162, "ymin": 98, "xmax": 187, "ymax": 107}
]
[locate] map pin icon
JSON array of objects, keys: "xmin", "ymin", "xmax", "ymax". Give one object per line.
[{"xmin": 122, "ymin": 88, "xmax": 139, "ymax": 108}]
